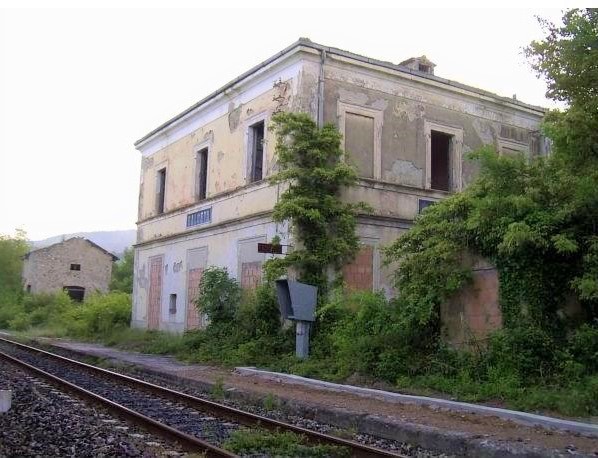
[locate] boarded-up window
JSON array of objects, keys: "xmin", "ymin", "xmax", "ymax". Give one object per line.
[
  {"xmin": 345, "ymin": 113, "xmax": 374, "ymax": 179},
  {"xmin": 343, "ymin": 245, "xmax": 374, "ymax": 291},
  {"xmin": 187, "ymin": 247, "xmax": 207, "ymax": 330},
  {"xmin": 241, "ymin": 261, "xmax": 262, "ymax": 289},
  {"xmin": 148, "ymin": 256, "xmax": 163, "ymax": 330}
]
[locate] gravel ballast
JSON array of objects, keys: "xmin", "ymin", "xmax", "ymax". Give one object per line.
[{"xmin": 0, "ymin": 359, "xmax": 184, "ymax": 457}]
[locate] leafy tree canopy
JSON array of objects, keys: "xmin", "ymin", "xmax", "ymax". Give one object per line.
[
  {"xmin": 386, "ymin": 9, "xmax": 598, "ymax": 335},
  {"xmin": 110, "ymin": 247, "xmax": 134, "ymax": 293},
  {"xmin": 0, "ymin": 230, "xmax": 29, "ymax": 305}
]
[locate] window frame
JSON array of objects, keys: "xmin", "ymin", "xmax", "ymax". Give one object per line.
[
  {"xmin": 70, "ymin": 263, "xmax": 81, "ymax": 271},
  {"xmin": 424, "ymin": 120, "xmax": 463, "ymax": 192},
  {"xmin": 337, "ymin": 101, "xmax": 383, "ymax": 181},
  {"xmin": 193, "ymin": 140, "xmax": 211, "ymax": 201},
  {"xmin": 497, "ymin": 138, "xmax": 529, "ymax": 156},
  {"xmin": 244, "ymin": 113, "xmax": 269, "ymax": 184},
  {"xmin": 156, "ymin": 167, "xmax": 167, "ymax": 214}
]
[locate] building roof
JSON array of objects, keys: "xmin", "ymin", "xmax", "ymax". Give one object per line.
[
  {"xmin": 24, "ymin": 237, "xmax": 119, "ymax": 261},
  {"xmin": 135, "ymin": 37, "xmax": 546, "ymax": 148}
]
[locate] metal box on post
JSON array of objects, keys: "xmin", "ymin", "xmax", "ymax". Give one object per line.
[{"xmin": 275, "ymin": 279, "xmax": 317, "ymax": 358}]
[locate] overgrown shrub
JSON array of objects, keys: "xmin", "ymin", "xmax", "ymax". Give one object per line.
[
  {"xmin": 65, "ymin": 292, "xmax": 131, "ymax": 338},
  {"xmin": 195, "ymin": 266, "xmax": 241, "ymax": 324}
]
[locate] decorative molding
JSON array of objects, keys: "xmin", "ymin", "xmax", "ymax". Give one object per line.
[
  {"xmin": 337, "ymin": 101, "xmax": 384, "ymax": 180},
  {"xmin": 424, "ymin": 120, "xmax": 464, "ymax": 192}
]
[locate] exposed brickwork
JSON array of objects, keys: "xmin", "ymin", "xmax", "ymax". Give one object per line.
[
  {"xmin": 186, "ymin": 268, "xmax": 204, "ymax": 329},
  {"xmin": 441, "ymin": 256, "xmax": 502, "ymax": 349},
  {"xmin": 241, "ymin": 261, "xmax": 262, "ymax": 290},
  {"xmin": 343, "ymin": 245, "xmax": 374, "ymax": 291},
  {"xmin": 21, "ymin": 237, "xmax": 115, "ymax": 301},
  {"xmin": 147, "ymin": 255, "xmax": 162, "ymax": 330}
]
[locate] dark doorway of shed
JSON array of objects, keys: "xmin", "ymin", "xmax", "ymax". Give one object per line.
[
  {"xmin": 64, "ymin": 286, "xmax": 85, "ymax": 302},
  {"xmin": 431, "ymin": 131, "xmax": 452, "ymax": 191}
]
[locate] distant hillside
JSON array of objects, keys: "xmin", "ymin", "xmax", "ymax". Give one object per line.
[{"xmin": 32, "ymin": 230, "xmax": 136, "ymax": 258}]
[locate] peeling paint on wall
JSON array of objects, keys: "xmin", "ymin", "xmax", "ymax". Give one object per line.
[
  {"xmin": 384, "ymin": 159, "xmax": 423, "ymax": 188},
  {"xmin": 393, "ymin": 100, "xmax": 425, "ymax": 122},
  {"xmin": 228, "ymin": 103, "xmax": 242, "ymax": 132}
]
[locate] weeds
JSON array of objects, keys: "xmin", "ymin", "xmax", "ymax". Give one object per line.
[
  {"xmin": 210, "ymin": 376, "xmax": 225, "ymax": 399},
  {"xmin": 223, "ymin": 429, "xmax": 349, "ymax": 457}
]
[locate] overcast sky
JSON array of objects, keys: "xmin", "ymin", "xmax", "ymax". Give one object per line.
[{"xmin": 0, "ymin": 6, "xmax": 564, "ymax": 240}]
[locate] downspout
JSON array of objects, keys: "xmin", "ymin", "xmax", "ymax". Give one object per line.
[{"xmin": 317, "ymin": 49, "xmax": 327, "ymax": 128}]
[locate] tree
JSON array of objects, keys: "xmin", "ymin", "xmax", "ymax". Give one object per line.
[
  {"xmin": 263, "ymin": 112, "xmax": 368, "ymax": 294},
  {"xmin": 386, "ymin": 9, "xmax": 598, "ymax": 335},
  {"xmin": 110, "ymin": 247, "xmax": 134, "ymax": 293},
  {"xmin": 0, "ymin": 229, "xmax": 29, "ymax": 304}
]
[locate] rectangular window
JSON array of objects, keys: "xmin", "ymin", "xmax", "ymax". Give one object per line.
[
  {"xmin": 70, "ymin": 263, "xmax": 81, "ymax": 271},
  {"xmin": 430, "ymin": 131, "xmax": 452, "ymax": 191},
  {"xmin": 169, "ymin": 294, "xmax": 177, "ymax": 314},
  {"xmin": 186, "ymin": 207, "xmax": 212, "ymax": 227},
  {"xmin": 345, "ymin": 112, "xmax": 375, "ymax": 179},
  {"xmin": 249, "ymin": 121, "xmax": 265, "ymax": 182},
  {"xmin": 156, "ymin": 168, "xmax": 166, "ymax": 214},
  {"xmin": 197, "ymin": 148, "xmax": 208, "ymax": 200},
  {"xmin": 418, "ymin": 199, "xmax": 436, "ymax": 214}
]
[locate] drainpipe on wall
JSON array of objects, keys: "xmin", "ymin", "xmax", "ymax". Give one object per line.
[{"xmin": 317, "ymin": 49, "xmax": 327, "ymax": 128}]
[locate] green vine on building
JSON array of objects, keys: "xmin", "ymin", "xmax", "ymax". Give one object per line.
[{"xmin": 263, "ymin": 112, "xmax": 369, "ymax": 295}]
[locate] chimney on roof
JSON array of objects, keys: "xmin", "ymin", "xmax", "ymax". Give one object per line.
[{"xmin": 399, "ymin": 55, "xmax": 436, "ymax": 75}]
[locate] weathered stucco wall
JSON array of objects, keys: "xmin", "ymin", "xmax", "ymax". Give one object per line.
[
  {"xmin": 22, "ymin": 238, "xmax": 114, "ymax": 299},
  {"xmin": 295, "ymin": 55, "xmax": 544, "ymax": 222},
  {"xmin": 132, "ymin": 47, "xmax": 544, "ymax": 331},
  {"xmin": 132, "ymin": 217, "xmax": 286, "ymax": 332},
  {"xmin": 138, "ymin": 80, "xmax": 295, "ymax": 225}
]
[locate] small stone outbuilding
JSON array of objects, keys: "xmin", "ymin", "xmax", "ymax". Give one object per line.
[{"xmin": 22, "ymin": 237, "xmax": 118, "ymax": 301}]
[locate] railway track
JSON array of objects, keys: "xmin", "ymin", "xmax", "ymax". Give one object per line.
[{"xmin": 0, "ymin": 336, "xmax": 404, "ymax": 458}]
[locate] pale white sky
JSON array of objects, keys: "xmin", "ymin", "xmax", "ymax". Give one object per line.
[{"xmin": 0, "ymin": 4, "xmax": 566, "ymax": 240}]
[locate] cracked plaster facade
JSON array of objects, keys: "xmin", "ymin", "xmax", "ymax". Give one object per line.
[{"xmin": 132, "ymin": 39, "xmax": 545, "ymax": 333}]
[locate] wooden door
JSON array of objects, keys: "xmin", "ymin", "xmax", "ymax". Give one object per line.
[{"xmin": 148, "ymin": 256, "xmax": 163, "ymax": 330}]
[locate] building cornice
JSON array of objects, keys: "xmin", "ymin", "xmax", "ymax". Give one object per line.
[{"xmin": 134, "ymin": 39, "xmax": 546, "ymax": 157}]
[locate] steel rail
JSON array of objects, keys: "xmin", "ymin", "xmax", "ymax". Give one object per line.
[
  {"xmin": 0, "ymin": 336, "xmax": 403, "ymax": 458},
  {"xmin": 0, "ymin": 349, "xmax": 236, "ymax": 457}
]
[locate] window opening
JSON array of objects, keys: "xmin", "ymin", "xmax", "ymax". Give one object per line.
[
  {"xmin": 430, "ymin": 131, "xmax": 452, "ymax": 191},
  {"xmin": 249, "ymin": 121, "xmax": 265, "ymax": 182},
  {"xmin": 156, "ymin": 168, "xmax": 166, "ymax": 214},
  {"xmin": 169, "ymin": 293, "xmax": 177, "ymax": 314},
  {"xmin": 197, "ymin": 148, "xmax": 208, "ymax": 200}
]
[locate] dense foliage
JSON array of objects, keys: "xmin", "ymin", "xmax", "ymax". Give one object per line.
[
  {"xmin": 387, "ymin": 8, "xmax": 598, "ymax": 334},
  {"xmin": 0, "ymin": 230, "xmax": 29, "ymax": 307},
  {"xmin": 110, "ymin": 247, "xmax": 134, "ymax": 293},
  {"xmin": 263, "ymin": 112, "xmax": 368, "ymax": 293},
  {"xmin": 1, "ymin": 291, "xmax": 131, "ymax": 338}
]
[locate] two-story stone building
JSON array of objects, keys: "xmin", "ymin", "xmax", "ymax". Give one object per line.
[
  {"xmin": 132, "ymin": 38, "xmax": 546, "ymax": 333},
  {"xmin": 22, "ymin": 237, "xmax": 118, "ymax": 301}
]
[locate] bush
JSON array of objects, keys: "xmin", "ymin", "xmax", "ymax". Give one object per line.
[
  {"xmin": 566, "ymin": 324, "xmax": 598, "ymax": 375},
  {"xmin": 65, "ymin": 292, "xmax": 131, "ymax": 338},
  {"xmin": 486, "ymin": 325, "xmax": 558, "ymax": 383},
  {"xmin": 195, "ymin": 267, "xmax": 241, "ymax": 324}
]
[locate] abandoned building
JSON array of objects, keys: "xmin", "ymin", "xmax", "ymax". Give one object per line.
[
  {"xmin": 22, "ymin": 237, "xmax": 118, "ymax": 301},
  {"xmin": 131, "ymin": 38, "xmax": 547, "ymax": 337}
]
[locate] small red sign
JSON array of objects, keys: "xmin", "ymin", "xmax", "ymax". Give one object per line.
[{"xmin": 258, "ymin": 243, "xmax": 283, "ymax": 254}]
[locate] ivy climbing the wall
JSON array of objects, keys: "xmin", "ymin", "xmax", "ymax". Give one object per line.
[
  {"xmin": 386, "ymin": 8, "xmax": 598, "ymax": 341},
  {"xmin": 263, "ymin": 112, "xmax": 369, "ymax": 295}
]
